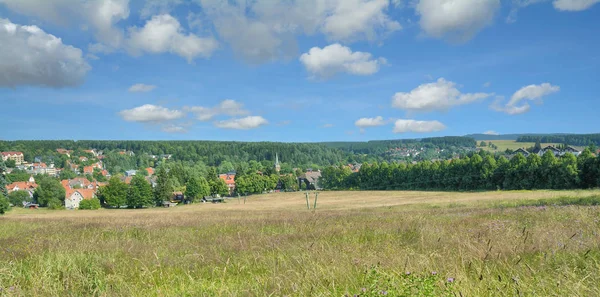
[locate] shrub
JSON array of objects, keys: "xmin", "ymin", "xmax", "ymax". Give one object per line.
[
  {"xmin": 48, "ymin": 198, "xmax": 64, "ymax": 210},
  {"xmin": 79, "ymin": 198, "xmax": 101, "ymax": 210}
]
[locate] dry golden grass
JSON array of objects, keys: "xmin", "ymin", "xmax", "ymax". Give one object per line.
[{"xmin": 2, "ymin": 190, "xmax": 600, "ymax": 296}]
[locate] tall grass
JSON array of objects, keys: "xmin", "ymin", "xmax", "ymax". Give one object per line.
[{"xmin": 1, "ymin": 192, "xmax": 599, "ymax": 296}]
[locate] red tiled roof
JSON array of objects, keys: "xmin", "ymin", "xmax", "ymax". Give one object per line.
[
  {"xmin": 65, "ymin": 188, "xmax": 95, "ymax": 200},
  {"xmin": 6, "ymin": 182, "xmax": 37, "ymax": 192},
  {"xmin": 101, "ymin": 170, "xmax": 109, "ymax": 176},
  {"xmin": 146, "ymin": 167, "xmax": 155, "ymax": 175},
  {"xmin": 219, "ymin": 174, "xmax": 236, "ymax": 185},
  {"xmin": 2, "ymin": 151, "xmax": 23, "ymax": 156},
  {"xmin": 83, "ymin": 166, "xmax": 94, "ymax": 174}
]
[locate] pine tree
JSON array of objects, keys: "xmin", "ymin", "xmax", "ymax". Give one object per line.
[{"xmin": 154, "ymin": 167, "xmax": 171, "ymax": 206}]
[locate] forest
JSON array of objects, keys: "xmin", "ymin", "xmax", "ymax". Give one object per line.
[
  {"xmin": 517, "ymin": 134, "xmax": 600, "ymax": 146},
  {"xmin": 320, "ymin": 148, "xmax": 600, "ymax": 191}
]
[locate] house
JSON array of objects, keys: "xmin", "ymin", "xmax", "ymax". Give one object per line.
[
  {"xmin": 23, "ymin": 202, "xmax": 39, "ymax": 209},
  {"xmin": 2, "ymin": 151, "xmax": 24, "ymax": 165},
  {"xmin": 84, "ymin": 149, "xmax": 99, "ymax": 157},
  {"xmin": 537, "ymin": 146, "xmax": 561, "ymax": 157},
  {"xmin": 125, "ymin": 170, "xmax": 137, "ymax": 177},
  {"xmin": 83, "ymin": 166, "xmax": 94, "ymax": 175},
  {"xmin": 563, "ymin": 146, "xmax": 582, "ymax": 156},
  {"xmin": 65, "ymin": 188, "xmax": 96, "ymax": 209},
  {"xmin": 119, "ymin": 151, "xmax": 135, "ymax": 156},
  {"xmin": 347, "ymin": 163, "xmax": 362, "ymax": 173},
  {"xmin": 299, "ymin": 170, "xmax": 322, "ymax": 190},
  {"xmin": 27, "ymin": 162, "xmax": 57, "ymax": 176},
  {"xmin": 219, "ymin": 173, "xmax": 236, "ymax": 195},
  {"xmin": 101, "ymin": 169, "xmax": 110, "ymax": 177},
  {"xmin": 92, "ymin": 162, "xmax": 103, "ymax": 169},
  {"xmin": 513, "ymin": 148, "xmax": 530, "ymax": 157},
  {"xmin": 145, "ymin": 167, "xmax": 155, "ymax": 176},
  {"xmin": 61, "ymin": 178, "xmax": 94, "ymax": 190},
  {"xmin": 56, "ymin": 149, "xmax": 73, "ymax": 157},
  {"xmin": 6, "ymin": 177, "xmax": 38, "ymax": 196}
]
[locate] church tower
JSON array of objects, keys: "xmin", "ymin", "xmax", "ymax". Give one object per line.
[{"xmin": 274, "ymin": 153, "xmax": 281, "ymax": 173}]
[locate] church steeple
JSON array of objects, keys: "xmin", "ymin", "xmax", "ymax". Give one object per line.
[{"xmin": 274, "ymin": 153, "xmax": 281, "ymax": 173}]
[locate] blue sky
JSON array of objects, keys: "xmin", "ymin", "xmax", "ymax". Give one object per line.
[{"xmin": 0, "ymin": 0, "xmax": 599, "ymax": 142}]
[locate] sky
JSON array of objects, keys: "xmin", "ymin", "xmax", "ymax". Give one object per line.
[{"xmin": 0, "ymin": 0, "xmax": 599, "ymax": 142}]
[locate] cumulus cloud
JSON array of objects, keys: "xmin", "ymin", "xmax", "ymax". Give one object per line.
[
  {"xmin": 214, "ymin": 116, "xmax": 269, "ymax": 130},
  {"xmin": 127, "ymin": 14, "xmax": 219, "ymax": 62},
  {"xmin": 392, "ymin": 78, "xmax": 491, "ymax": 112},
  {"xmin": 119, "ymin": 104, "xmax": 185, "ymax": 123},
  {"xmin": 355, "ymin": 116, "xmax": 386, "ymax": 128},
  {"xmin": 161, "ymin": 123, "xmax": 188, "ymax": 133},
  {"xmin": 553, "ymin": 0, "xmax": 599, "ymax": 11},
  {"xmin": 128, "ymin": 83, "xmax": 156, "ymax": 92},
  {"xmin": 0, "ymin": 18, "xmax": 91, "ymax": 88},
  {"xmin": 185, "ymin": 99, "xmax": 250, "ymax": 121},
  {"xmin": 299, "ymin": 44, "xmax": 386, "ymax": 78},
  {"xmin": 483, "ymin": 130, "xmax": 499, "ymax": 135},
  {"xmin": 198, "ymin": 0, "xmax": 400, "ymax": 63},
  {"xmin": 415, "ymin": 0, "xmax": 500, "ymax": 42},
  {"xmin": 140, "ymin": 0, "xmax": 183, "ymax": 18},
  {"xmin": 393, "ymin": 119, "xmax": 446, "ymax": 133},
  {"xmin": 491, "ymin": 83, "xmax": 560, "ymax": 115}
]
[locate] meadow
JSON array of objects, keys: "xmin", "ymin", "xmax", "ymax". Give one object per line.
[
  {"xmin": 1, "ymin": 190, "xmax": 600, "ymax": 296},
  {"xmin": 479, "ymin": 140, "xmax": 559, "ymax": 152}
]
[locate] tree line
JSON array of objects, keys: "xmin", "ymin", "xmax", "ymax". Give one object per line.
[
  {"xmin": 320, "ymin": 149, "xmax": 600, "ymax": 191},
  {"xmin": 517, "ymin": 134, "xmax": 600, "ymax": 146}
]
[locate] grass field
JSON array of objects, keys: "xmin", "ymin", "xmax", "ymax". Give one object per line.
[
  {"xmin": 2, "ymin": 190, "xmax": 600, "ymax": 296},
  {"xmin": 479, "ymin": 140, "xmax": 559, "ymax": 152}
]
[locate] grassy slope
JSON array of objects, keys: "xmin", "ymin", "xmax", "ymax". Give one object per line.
[
  {"xmin": 2, "ymin": 190, "xmax": 600, "ymax": 296},
  {"xmin": 479, "ymin": 140, "xmax": 559, "ymax": 153}
]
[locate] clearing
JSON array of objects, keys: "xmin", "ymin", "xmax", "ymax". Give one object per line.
[{"xmin": 2, "ymin": 190, "xmax": 600, "ymax": 296}]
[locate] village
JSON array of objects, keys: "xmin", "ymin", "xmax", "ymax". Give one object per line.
[{"xmin": 2, "ymin": 149, "xmax": 336, "ymax": 209}]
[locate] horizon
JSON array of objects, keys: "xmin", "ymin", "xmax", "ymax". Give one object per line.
[{"xmin": 1, "ymin": 0, "xmax": 599, "ymax": 142}]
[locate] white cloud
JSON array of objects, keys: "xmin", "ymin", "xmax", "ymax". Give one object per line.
[
  {"xmin": 119, "ymin": 104, "xmax": 185, "ymax": 123},
  {"xmin": 415, "ymin": 0, "xmax": 500, "ymax": 42},
  {"xmin": 128, "ymin": 83, "xmax": 156, "ymax": 92},
  {"xmin": 300, "ymin": 44, "xmax": 386, "ymax": 78},
  {"xmin": 553, "ymin": 0, "xmax": 599, "ymax": 11},
  {"xmin": 491, "ymin": 83, "xmax": 559, "ymax": 115},
  {"xmin": 198, "ymin": 0, "xmax": 400, "ymax": 63},
  {"xmin": 161, "ymin": 123, "xmax": 187, "ymax": 133},
  {"xmin": 320, "ymin": 0, "xmax": 401, "ymax": 41},
  {"xmin": 483, "ymin": 130, "xmax": 499, "ymax": 135},
  {"xmin": 355, "ymin": 116, "xmax": 386, "ymax": 128},
  {"xmin": 86, "ymin": 0, "xmax": 129, "ymax": 48},
  {"xmin": 392, "ymin": 78, "xmax": 491, "ymax": 112},
  {"xmin": 0, "ymin": 18, "xmax": 91, "ymax": 88},
  {"xmin": 127, "ymin": 14, "xmax": 219, "ymax": 62},
  {"xmin": 185, "ymin": 99, "xmax": 250, "ymax": 121},
  {"xmin": 214, "ymin": 116, "xmax": 269, "ymax": 130},
  {"xmin": 393, "ymin": 119, "xmax": 446, "ymax": 133},
  {"xmin": 140, "ymin": 0, "xmax": 183, "ymax": 18}
]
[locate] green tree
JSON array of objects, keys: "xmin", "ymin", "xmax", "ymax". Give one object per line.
[
  {"xmin": 33, "ymin": 178, "xmax": 66, "ymax": 207},
  {"xmin": 198, "ymin": 177, "xmax": 211, "ymax": 198},
  {"xmin": 8, "ymin": 190, "xmax": 31, "ymax": 206},
  {"xmin": 577, "ymin": 148, "xmax": 597, "ymax": 188},
  {"xmin": 185, "ymin": 177, "xmax": 201, "ymax": 202},
  {"xmin": 210, "ymin": 178, "xmax": 229, "ymax": 196},
  {"xmin": 99, "ymin": 177, "xmax": 128, "ymax": 208},
  {"xmin": 79, "ymin": 198, "xmax": 101, "ymax": 210},
  {"xmin": 127, "ymin": 175, "xmax": 153, "ymax": 208},
  {"xmin": 0, "ymin": 161, "xmax": 10, "ymax": 214},
  {"xmin": 5, "ymin": 159, "xmax": 16, "ymax": 168},
  {"xmin": 153, "ymin": 167, "xmax": 172, "ymax": 206},
  {"xmin": 59, "ymin": 169, "xmax": 77, "ymax": 180}
]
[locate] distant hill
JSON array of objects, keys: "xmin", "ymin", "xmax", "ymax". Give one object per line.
[{"xmin": 465, "ymin": 133, "xmax": 575, "ymax": 141}]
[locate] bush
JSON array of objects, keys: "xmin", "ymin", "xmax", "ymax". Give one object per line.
[
  {"xmin": 79, "ymin": 198, "xmax": 101, "ymax": 210},
  {"xmin": 48, "ymin": 198, "xmax": 64, "ymax": 210}
]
